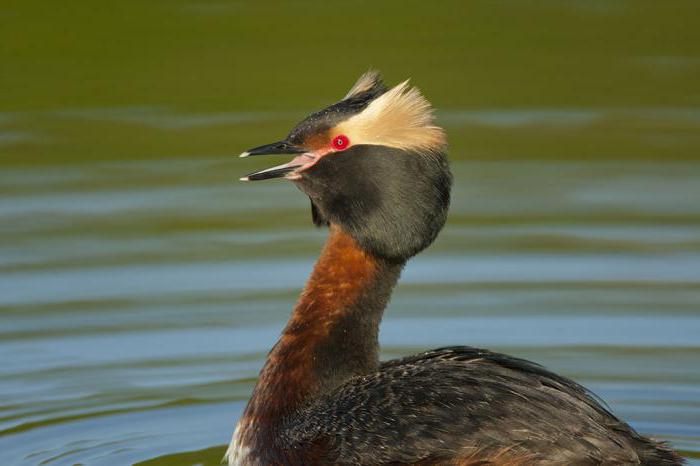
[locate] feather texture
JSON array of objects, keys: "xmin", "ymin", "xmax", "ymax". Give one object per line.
[
  {"xmin": 336, "ymin": 79, "xmax": 447, "ymax": 153},
  {"xmin": 284, "ymin": 346, "xmax": 684, "ymax": 465}
]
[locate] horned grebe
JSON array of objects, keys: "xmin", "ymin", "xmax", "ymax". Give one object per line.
[{"xmin": 228, "ymin": 72, "xmax": 683, "ymax": 465}]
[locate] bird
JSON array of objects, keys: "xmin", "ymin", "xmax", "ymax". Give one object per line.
[{"xmin": 228, "ymin": 71, "xmax": 683, "ymax": 465}]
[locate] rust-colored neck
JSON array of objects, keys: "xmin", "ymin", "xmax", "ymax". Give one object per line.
[{"xmin": 239, "ymin": 226, "xmax": 403, "ymax": 442}]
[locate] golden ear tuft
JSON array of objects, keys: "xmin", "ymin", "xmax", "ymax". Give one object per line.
[{"xmin": 336, "ymin": 79, "xmax": 447, "ymax": 153}]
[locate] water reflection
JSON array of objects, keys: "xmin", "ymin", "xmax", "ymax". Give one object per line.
[{"xmin": 1, "ymin": 159, "xmax": 699, "ymax": 464}]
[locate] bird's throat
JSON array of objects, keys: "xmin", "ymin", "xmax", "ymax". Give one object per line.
[{"xmin": 239, "ymin": 225, "xmax": 403, "ymax": 434}]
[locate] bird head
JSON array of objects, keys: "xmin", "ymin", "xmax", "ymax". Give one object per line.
[{"xmin": 240, "ymin": 71, "xmax": 452, "ymax": 263}]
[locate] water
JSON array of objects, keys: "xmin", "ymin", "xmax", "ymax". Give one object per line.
[
  {"xmin": 2, "ymin": 0, "xmax": 700, "ymax": 463},
  {"xmin": 1, "ymin": 158, "xmax": 699, "ymax": 465}
]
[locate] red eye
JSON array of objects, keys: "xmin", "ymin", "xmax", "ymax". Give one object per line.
[{"xmin": 332, "ymin": 134, "xmax": 350, "ymax": 151}]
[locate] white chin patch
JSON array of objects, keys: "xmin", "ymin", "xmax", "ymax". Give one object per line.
[{"xmin": 225, "ymin": 424, "xmax": 252, "ymax": 465}]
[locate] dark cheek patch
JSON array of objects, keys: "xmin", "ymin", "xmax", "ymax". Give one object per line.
[{"xmin": 298, "ymin": 146, "xmax": 452, "ymax": 262}]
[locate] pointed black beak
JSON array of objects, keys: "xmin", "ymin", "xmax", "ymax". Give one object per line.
[
  {"xmin": 239, "ymin": 140, "xmax": 308, "ymax": 181},
  {"xmin": 239, "ymin": 140, "xmax": 305, "ymax": 158}
]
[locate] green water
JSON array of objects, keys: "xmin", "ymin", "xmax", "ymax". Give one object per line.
[{"xmin": 1, "ymin": 1, "xmax": 699, "ymax": 464}]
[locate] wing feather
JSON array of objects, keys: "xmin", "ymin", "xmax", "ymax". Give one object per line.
[{"xmin": 284, "ymin": 346, "xmax": 673, "ymax": 465}]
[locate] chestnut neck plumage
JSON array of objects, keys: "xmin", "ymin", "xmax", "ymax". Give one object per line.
[{"xmin": 233, "ymin": 225, "xmax": 403, "ymax": 460}]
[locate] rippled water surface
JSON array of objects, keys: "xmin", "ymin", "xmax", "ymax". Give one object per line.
[
  {"xmin": 1, "ymin": 158, "xmax": 699, "ymax": 465},
  {"xmin": 2, "ymin": 1, "xmax": 700, "ymax": 464}
]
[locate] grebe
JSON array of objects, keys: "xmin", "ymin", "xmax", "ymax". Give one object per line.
[{"xmin": 229, "ymin": 72, "xmax": 682, "ymax": 465}]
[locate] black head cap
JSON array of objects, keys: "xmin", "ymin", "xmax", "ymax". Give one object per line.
[{"xmin": 287, "ymin": 71, "xmax": 388, "ymax": 147}]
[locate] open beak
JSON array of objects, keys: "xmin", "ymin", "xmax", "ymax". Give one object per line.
[{"xmin": 239, "ymin": 140, "xmax": 315, "ymax": 181}]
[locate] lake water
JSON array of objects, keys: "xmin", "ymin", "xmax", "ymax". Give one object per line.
[
  {"xmin": 1, "ymin": 157, "xmax": 699, "ymax": 465},
  {"xmin": 2, "ymin": 1, "xmax": 700, "ymax": 463}
]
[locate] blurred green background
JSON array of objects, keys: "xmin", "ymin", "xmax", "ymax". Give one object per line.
[
  {"xmin": 2, "ymin": 1, "xmax": 700, "ymax": 465},
  {"xmin": 2, "ymin": 0, "xmax": 699, "ymax": 165}
]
